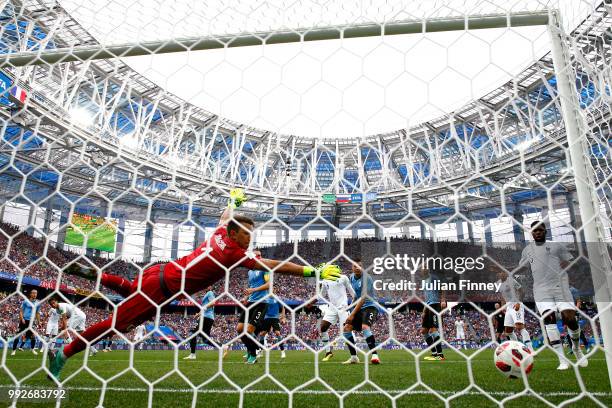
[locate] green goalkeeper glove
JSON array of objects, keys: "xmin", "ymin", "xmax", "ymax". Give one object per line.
[
  {"xmin": 228, "ymin": 188, "xmax": 247, "ymax": 209},
  {"xmin": 303, "ymin": 264, "xmax": 342, "ymax": 281}
]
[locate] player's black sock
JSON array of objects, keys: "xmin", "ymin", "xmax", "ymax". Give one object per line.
[
  {"xmin": 278, "ymin": 338, "xmax": 285, "ymax": 351},
  {"xmin": 190, "ymin": 336, "xmax": 197, "ymax": 354},
  {"xmin": 363, "ymin": 329, "xmax": 376, "ymax": 351},
  {"xmin": 431, "ymin": 332, "xmax": 443, "ymax": 356},
  {"xmin": 424, "ymin": 333, "xmax": 436, "ymax": 356},
  {"xmin": 342, "ymin": 332, "xmax": 357, "ymax": 356},
  {"xmin": 12, "ymin": 337, "xmax": 19, "ymax": 351},
  {"xmin": 242, "ymin": 334, "xmax": 257, "ymax": 356},
  {"xmin": 29, "ymin": 336, "xmax": 35, "ymax": 350}
]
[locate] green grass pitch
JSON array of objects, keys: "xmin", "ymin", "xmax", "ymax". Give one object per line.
[{"xmin": 1, "ymin": 349, "xmax": 610, "ymax": 407}]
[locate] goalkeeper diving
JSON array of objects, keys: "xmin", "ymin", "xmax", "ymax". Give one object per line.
[{"xmin": 48, "ymin": 188, "xmax": 341, "ymax": 380}]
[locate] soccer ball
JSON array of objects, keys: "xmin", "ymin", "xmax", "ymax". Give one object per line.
[{"xmin": 494, "ymin": 341, "xmax": 534, "ymax": 379}]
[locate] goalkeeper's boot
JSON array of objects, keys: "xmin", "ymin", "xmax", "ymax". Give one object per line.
[
  {"xmin": 64, "ymin": 263, "xmax": 97, "ymax": 280},
  {"xmin": 573, "ymin": 347, "xmax": 588, "ymax": 367},
  {"xmin": 423, "ymin": 355, "xmax": 439, "ymax": 361},
  {"xmin": 322, "ymin": 352, "xmax": 334, "ymax": 362},
  {"xmin": 245, "ymin": 354, "xmax": 258, "ymax": 365},
  {"xmin": 370, "ymin": 353, "xmax": 381, "ymax": 365},
  {"xmin": 435, "ymin": 355, "xmax": 446, "ymax": 361},
  {"xmin": 32, "ymin": 349, "xmax": 38, "ymax": 355},
  {"xmin": 280, "ymin": 351, "xmax": 286, "ymax": 359},
  {"xmin": 48, "ymin": 347, "xmax": 66, "ymax": 380},
  {"xmin": 342, "ymin": 355, "xmax": 360, "ymax": 364},
  {"xmin": 183, "ymin": 354, "xmax": 196, "ymax": 360}
]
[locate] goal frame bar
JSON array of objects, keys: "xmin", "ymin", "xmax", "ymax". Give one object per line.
[{"xmin": 2, "ymin": 11, "xmax": 549, "ymax": 67}]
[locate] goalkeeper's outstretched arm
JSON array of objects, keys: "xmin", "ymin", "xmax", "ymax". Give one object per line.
[{"xmin": 254, "ymin": 258, "xmax": 341, "ymax": 281}]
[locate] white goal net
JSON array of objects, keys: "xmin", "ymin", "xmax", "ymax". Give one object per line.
[{"xmin": 0, "ymin": 0, "xmax": 611, "ymax": 407}]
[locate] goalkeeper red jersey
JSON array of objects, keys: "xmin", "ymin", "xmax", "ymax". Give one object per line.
[{"xmin": 161, "ymin": 224, "xmax": 261, "ymax": 294}]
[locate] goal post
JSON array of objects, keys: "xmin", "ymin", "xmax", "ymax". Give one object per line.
[{"xmin": 547, "ymin": 9, "xmax": 612, "ymax": 390}]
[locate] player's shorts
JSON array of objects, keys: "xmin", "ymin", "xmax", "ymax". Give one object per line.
[
  {"xmin": 456, "ymin": 331, "xmax": 465, "ymax": 340},
  {"xmin": 68, "ymin": 313, "xmax": 86, "ymax": 332},
  {"xmin": 46, "ymin": 322, "xmax": 59, "ymax": 336},
  {"xmin": 321, "ymin": 304, "xmax": 349, "ymax": 326},
  {"xmin": 17, "ymin": 320, "xmax": 34, "ymax": 337},
  {"xmin": 422, "ymin": 303, "xmax": 441, "ymax": 329},
  {"xmin": 191, "ymin": 317, "xmax": 215, "ymax": 336},
  {"xmin": 535, "ymin": 288, "xmax": 575, "ymax": 315},
  {"xmin": 239, "ymin": 302, "xmax": 268, "ymax": 327},
  {"xmin": 259, "ymin": 318, "xmax": 281, "ymax": 333},
  {"xmin": 536, "ymin": 301, "xmax": 575, "ymax": 315},
  {"xmin": 350, "ymin": 306, "xmax": 378, "ymax": 331},
  {"xmin": 504, "ymin": 304, "xmax": 525, "ymax": 326}
]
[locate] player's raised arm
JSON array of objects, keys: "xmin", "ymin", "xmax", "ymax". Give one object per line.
[{"xmin": 343, "ymin": 274, "xmax": 357, "ymax": 298}]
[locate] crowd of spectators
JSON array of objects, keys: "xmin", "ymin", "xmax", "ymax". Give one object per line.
[{"xmin": 0, "ymin": 221, "xmax": 600, "ymax": 351}]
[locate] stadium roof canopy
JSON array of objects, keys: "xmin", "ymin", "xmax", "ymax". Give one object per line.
[{"xmin": 61, "ymin": 0, "xmax": 591, "ymax": 139}]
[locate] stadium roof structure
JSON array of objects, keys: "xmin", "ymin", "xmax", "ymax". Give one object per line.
[{"xmin": 0, "ymin": 1, "xmax": 610, "ymax": 227}]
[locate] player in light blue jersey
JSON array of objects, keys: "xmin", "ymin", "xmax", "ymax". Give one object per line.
[
  {"xmin": 236, "ymin": 251, "xmax": 271, "ymax": 364},
  {"xmin": 11, "ymin": 289, "xmax": 41, "ymax": 356},
  {"xmin": 184, "ymin": 289, "xmax": 217, "ymax": 360},
  {"xmin": 256, "ymin": 298, "xmax": 287, "ymax": 359},
  {"xmin": 420, "ymin": 262, "xmax": 447, "ymax": 361},
  {"xmin": 342, "ymin": 257, "xmax": 380, "ymax": 365}
]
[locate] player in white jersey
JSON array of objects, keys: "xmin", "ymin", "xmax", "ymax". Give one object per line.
[
  {"xmin": 454, "ymin": 316, "xmax": 467, "ymax": 349},
  {"xmin": 519, "ymin": 221, "xmax": 586, "ymax": 370},
  {"xmin": 134, "ymin": 323, "xmax": 147, "ymax": 350},
  {"xmin": 319, "ymin": 260, "xmax": 356, "ymax": 362},
  {"xmin": 495, "ymin": 268, "xmax": 534, "ymax": 352},
  {"xmin": 44, "ymin": 306, "xmax": 61, "ymax": 350},
  {"xmin": 48, "ymin": 297, "xmax": 97, "ymax": 356}
]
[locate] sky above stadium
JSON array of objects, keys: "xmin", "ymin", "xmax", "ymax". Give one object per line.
[{"xmin": 61, "ymin": 0, "xmax": 594, "ymax": 138}]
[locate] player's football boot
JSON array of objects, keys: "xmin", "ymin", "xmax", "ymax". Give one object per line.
[
  {"xmin": 183, "ymin": 354, "xmax": 196, "ymax": 360},
  {"xmin": 246, "ymin": 354, "xmax": 258, "ymax": 364},
  {"xmin": 370, "ymin": 354, "xmax": 381, "ymax": 364},
  {"xmin": 48, "ymin": 348, "xmax": 66, "ymax": 380},
  {"xmin": 423, "ymin": 355, "xmax": 438, "ymax": 361},
  {"xmin": 435, "ymin": 355, "xmax": 446, "ymax": 361},
  {"xmin": 341, "ymin": 356, "xmax": 360, "ymax": 364},
  {"xmin": 557, "ymin": 361, "xmax": 570, "ymax": 370},
  {"xmin": 10, "ymin": 350, "xmax": 15, "ymax": 356},
  {"xmin": 280, "ymin": 351, "xmax": 286, "ymax": 359},
  {"xmin": 222, "ymin": 346, "xmax": 230, "ymax": 359},
  {"xmin": 32, "ymin": 349, "xmax": 38, "ymax": 355},
  {"xmin": 573, "ymin": 348, "xmax": 588, "ymax": 367},
  {"xmin": 322, "ymin": 352, "xmax": 334, "ymax": 362}
]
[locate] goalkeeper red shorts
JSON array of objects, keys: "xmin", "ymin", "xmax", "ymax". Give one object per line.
[{"xmin": 112, "ymin": 263, "xmax": 171, "ymax": 332}]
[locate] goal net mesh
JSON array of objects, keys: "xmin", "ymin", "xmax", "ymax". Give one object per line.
[{"xmin": 0, "ymin": 0, "xmax": 610, "ymax": 406}]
